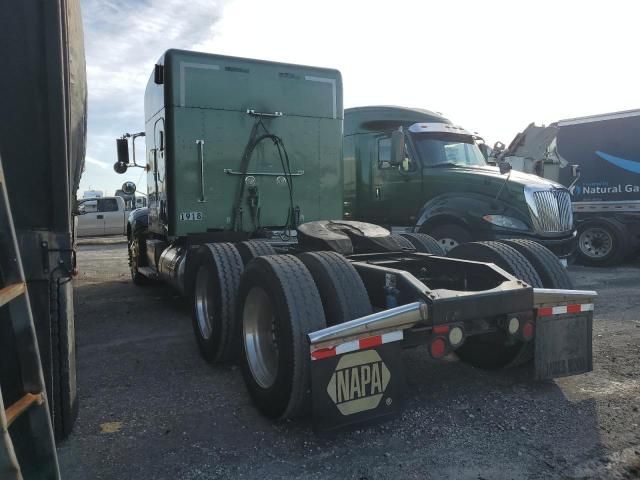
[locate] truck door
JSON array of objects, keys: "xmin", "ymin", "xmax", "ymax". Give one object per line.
[
  {"xmin": 76, "ymin": 199, "xmax": 101, "ymax": 236},
  {"xmin": 369, "ymin": 134, "xmax": 422, "ymax": 226},
  {"xmin": 98, "ymin": 198, "xmax": 122, "ymax": 235}
]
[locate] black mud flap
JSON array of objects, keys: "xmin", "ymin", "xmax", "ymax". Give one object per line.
[
  {"xmin": 311, "ymin": 341, "xmax": 404, "ymax": 433},
  {"xmin": 535, "ymin": 312, "xmax": 593, "ymax": 380}
]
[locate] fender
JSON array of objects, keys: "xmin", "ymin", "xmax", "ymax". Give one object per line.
[
  {"xmin": 414, "ymin": 192, "xmax": 532, "ymax": 233},
  {"xmin": 127, "ymin": 207, "xmax": 149, "ymax": 240}
]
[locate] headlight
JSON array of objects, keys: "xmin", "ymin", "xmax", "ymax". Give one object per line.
[{"xmin": 482, "ymin": 214, "xmax": 529, "ymax": 231}]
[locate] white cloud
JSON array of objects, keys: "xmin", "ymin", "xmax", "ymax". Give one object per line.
[
  {"xmin": 85, "ymin": 156, "xmax": 110, "ymax": 169},
  {"xmin": 80, "ymin": 0, "xmax": 640, "ymax": 195}
]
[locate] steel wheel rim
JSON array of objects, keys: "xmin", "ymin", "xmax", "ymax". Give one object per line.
[
  {"xmin": 438, "ymin": 237, "xmax": 459, "ymax": 253},
  {"xmin": 194, "ymin": 266, "xmax": 214, "ymax": 340},
  {"xmin": 243, "ymin": 286, "xmax": 278, "ymax": 389},
  {"xmin": 579, "ymin": 227, "xmax": 613, "ymax": 258}
]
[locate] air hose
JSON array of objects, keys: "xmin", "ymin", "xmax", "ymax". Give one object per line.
[{"xmin": 231, "ymin": 118, "xmax": 296, "ymax": 232}]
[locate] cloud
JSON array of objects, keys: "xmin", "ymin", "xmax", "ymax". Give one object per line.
[
  {"xmin": 79, "ymin": 0, "xmax": 228, "ymax": 194},
  {"xmin": 85, "ymin": 156, "xmax": 110, "ymax": 169}
]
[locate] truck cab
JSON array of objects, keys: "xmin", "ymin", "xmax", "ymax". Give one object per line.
[{"xmin": 343, "ymin": 106, "xmax": 576, "ymax": 257}]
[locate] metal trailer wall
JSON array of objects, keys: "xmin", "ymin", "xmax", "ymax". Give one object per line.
[
  {"xmin": 556, "ymin": 111, "xmax": 640, "ymax": 203},
  {"xmin": 0, "ymin": 0, "xmax": 87, "ymax": 440}
]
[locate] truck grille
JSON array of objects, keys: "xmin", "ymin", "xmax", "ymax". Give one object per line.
[{"xmin": 531, "ymin": 189, "xmax": 573, "ymax": 233}]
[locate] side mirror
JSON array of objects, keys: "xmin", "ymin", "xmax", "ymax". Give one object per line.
[
  {"xmin": 77, "ymin": 204, "xmax": 86, "ymax": 215},
  {"xmin": 571, "ymin": 164, "xmax": 581, "ymax": 179},
  {"xmin": 114, "ymin": 161, "xmax": 128, "ymax": 174},
  {"xmin": 117, "ymin": 138, "xmax": 130, "ymax": 164},
  {"xmin": 122, "ymin": 181, "xmax": 136, "ymax": 195},
  {"xmin": 499, "ymin": 161, "xmax": 512, "ymax": 175},
  {"xmin": 390, "ymin": 129, "xmax": 405, "ymax": 166}
]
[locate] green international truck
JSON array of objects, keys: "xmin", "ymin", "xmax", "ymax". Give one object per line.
[
  {"xmin": 113, "ymin": 50, "xmax": 596, "ymax": 431},
  {"xmin": 343, "ymin": 106, "xmax": 576, "ymax": 258}
]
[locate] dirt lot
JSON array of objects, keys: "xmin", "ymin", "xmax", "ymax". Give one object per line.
[{"xmin": 57, "ymin": 242, "xmax": 640, "ymax": 479}]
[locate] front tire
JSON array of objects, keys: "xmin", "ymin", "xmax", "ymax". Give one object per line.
[
  {"xmin": 238, "ymin": 255, "xmax": 326, "ymax": 419},
  {"xmin": 128, "ymin": 236, "xmax": 149, "ymax": 285}
]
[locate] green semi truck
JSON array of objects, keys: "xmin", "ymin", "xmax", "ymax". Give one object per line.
[
  {"xmin": 114, "ymin": 50, "xmax": 596, "ymax": 431},
  {"xmin": 343, "ymin": 106, "xmax": 576, "ymax": 258}
]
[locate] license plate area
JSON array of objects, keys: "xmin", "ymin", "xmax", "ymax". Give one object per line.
[{"xmin": 535, "ymin": 312, "xmax": 593, "ymax": 380}]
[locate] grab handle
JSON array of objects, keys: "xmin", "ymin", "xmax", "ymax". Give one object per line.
[{"xmin": 196, "ymin": 139, "xmax": 206, "ymax": 202}]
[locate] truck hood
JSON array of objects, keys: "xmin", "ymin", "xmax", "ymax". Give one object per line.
[{"xmin": 427, "ymin": 165, "xmax": 564, "ymax": 190}]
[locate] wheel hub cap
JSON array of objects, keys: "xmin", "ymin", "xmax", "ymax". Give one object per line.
[
  {"xmin": 194, "ymin": 267, "xmax": 214, "ymax": 339},
  {"xmin": 438, "ymin": 237, "xmax": 459, "ymax": 253},
  {"xmin": 243, "ymin": 286, "xmax": 279, "ymax": 388},
  {"xmin": 579, "ymin": 227, "xmax": 613, "ymax": 258}
]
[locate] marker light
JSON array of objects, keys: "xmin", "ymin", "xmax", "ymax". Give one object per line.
[
  {"xmin": 508, "ymin": 317, "xmax": 520, "ymax": 335},
  {"xmin": 430, "ymin": 337, "xmax": 446, "ymax": 358},
  {"xmin": 522, "ymin": 322, "xmax": 534, "ymax": 340},
  {"xmin": 449, "ymin": 326, "xmax": 464, "ymax": 346}
]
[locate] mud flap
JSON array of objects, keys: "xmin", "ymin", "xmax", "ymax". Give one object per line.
[
  {"xmin": 310, "ymin": 341, "xmax": 404, "ymax": 432},
  {"xmin": 535, "ymin": 312, "xmax": 593, "ymax": 380}
]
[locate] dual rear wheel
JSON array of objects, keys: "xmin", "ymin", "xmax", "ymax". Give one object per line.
[{"xmin": 191, "ymin": 242, "xmax": 372, "ymax": 419}]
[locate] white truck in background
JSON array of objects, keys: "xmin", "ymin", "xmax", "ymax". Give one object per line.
[{"xmin": 76, "ymin": 196, "xmax": 127, "ymax": 237}]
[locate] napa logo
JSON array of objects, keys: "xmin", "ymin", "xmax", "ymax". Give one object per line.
[
  {"xmin": 596, "ymin": 151, "xmax": 640, "ymax": 175},
  {"xmin": 326, "ymin": 350, "xmax": 391, "ymax": 416}
]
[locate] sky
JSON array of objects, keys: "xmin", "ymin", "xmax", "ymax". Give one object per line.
[{"xmin": 79, "ymin": 0, "xmax": 640, "ymax": 196}]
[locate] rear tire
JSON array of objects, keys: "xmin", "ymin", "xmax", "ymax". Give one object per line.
[
  {"xmin": 298, "ymin": 251, "xmax": 372, "ymax": 326},
  {"xmin": 399, "ymin": 232, "xmax": 446, "ymax": 255},
  {"xmin": 426, "ymin": 224, "xmax": 473, "ymax": 253},
  {"xmin": 387, "ymin": 234, "xmax": 416, "ymax": 251},
  {"xmin": 236, "ymin": 240, "xmax": 277, "ymax": 266},
  {"xmin": 447, "ymin": 241, "xmax": 542, "ymax": 368},
  {"xmin": 192, "ymin": 243, "xmax": 244, "ymax": 363},
  {"xmin": 576, "ymin": 218, "xmax": 629, "ymax": 267},
  {"xmin": 497, "ymin": 239, "xmax": 573, "ymax": 289},
  {"xmin": 238, "ymin": 255, "xmax": 326, "ymax": 419}
]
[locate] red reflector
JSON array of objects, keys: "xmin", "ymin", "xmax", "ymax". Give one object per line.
[
  {"xmin": 311, "ymin": 347, "xmax": 336, "ymax": 360},
  {"xmin": 567, "ymin": 304, "xmax": 581, "ymax": 314},
  {"xmin": 359, "ymin": 336, "xmax": 382, "ymax": 349},
  {"xmin": 522, "ymin": 322, "xmax": 534, "ymax": 339},
  {"xmin": 430, "ymin": 337, "xmax": 446, "ymax": 358},
  {"xmin": 432, "ymin": 325, "xmax": 449, "ymax": 334},
  {"xmin": 538, "ymin": 307, "xmax": 553, "ymax": 317}
]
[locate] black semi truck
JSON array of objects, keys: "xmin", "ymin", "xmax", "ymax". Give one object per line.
[{"xmin": 502, "ymin": 109, "xmax": 640, "ymax": 266}]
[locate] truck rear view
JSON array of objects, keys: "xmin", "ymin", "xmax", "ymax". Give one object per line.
[{"xmin": 115, "ymin": 50, "xmax": 597, "ymax": 432}]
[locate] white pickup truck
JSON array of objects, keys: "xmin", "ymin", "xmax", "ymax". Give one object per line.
[{"xmin": 76, "ymin": 196, "xmax": 127, "ymax": 237}]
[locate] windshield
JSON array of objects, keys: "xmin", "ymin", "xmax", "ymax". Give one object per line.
[{"xmin": 412, "ymin": 132, "xmax": 487, "ymax": 167}]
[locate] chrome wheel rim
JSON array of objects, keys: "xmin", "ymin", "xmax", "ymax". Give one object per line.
[
  {"xmin": 438, "ymin": 237, "xmax": 459, "ymax": 253},
  {"xmin": 194, "ymin": 266, "xmax": 214, "ymax": 340},
  {"xmin": 579, "ymin": 227, "xmax": 613, "ymax": 258},
  {"xmin": 243, "ymin": 286, "xmax": 278, "ymax": 388}
]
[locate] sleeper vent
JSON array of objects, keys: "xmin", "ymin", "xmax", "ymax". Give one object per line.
[
  {"xmin": 225, "ymin": 66, "xmax": 249, "ymax": 74},
  {"xmin": 279, "ymin": 72, "xmax": 301, "ymax": 80}
]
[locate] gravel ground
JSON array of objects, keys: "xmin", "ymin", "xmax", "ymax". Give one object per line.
[{"xmin": 57, "ymin": 244, "xmax": 640, "ymax": 479}]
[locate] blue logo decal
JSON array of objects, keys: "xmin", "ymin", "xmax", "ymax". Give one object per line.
[{"xmin": 595, "ymin": 151, "xmax": 640, "ymax": 174}]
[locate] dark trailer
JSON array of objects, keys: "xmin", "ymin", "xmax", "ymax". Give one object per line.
[
  {"xmin": 503, "ymin": 109, "xmax": 640, "ymax": 265},
  {"xmin": 0, "ymin": 0, "xmax": 86, "ymax": 443}
]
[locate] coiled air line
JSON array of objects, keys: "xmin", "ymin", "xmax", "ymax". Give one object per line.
[{"xmin": 230, "ymin": 115, "xmax": 296, "ymax": 233}]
